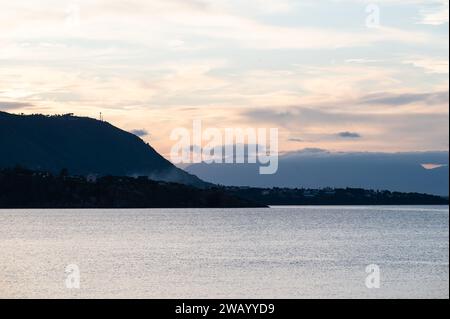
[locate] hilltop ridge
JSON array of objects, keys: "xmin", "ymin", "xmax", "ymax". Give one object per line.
[{"xmin": 0, "ymin": 111, "xmax": 206, "ymax": 187}]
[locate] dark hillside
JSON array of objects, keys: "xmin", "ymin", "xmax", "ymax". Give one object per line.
[{"xmin": 0, "ymin": 112, "xmax": 205, "ymax": 187}]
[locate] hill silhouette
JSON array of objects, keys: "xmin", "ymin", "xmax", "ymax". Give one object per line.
[{"xmin": 0, "ymin": 111, "xmax": 205, "ymax": 187}]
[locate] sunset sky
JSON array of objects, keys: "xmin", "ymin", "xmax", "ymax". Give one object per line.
[{"xmin": 1, "ymin": 0, "xmax": 448, "ymax": 157}]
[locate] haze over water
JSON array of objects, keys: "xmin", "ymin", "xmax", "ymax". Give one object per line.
[{"xmin": 0, "ymin": 206, "xmax": 448, "ymax": 299}]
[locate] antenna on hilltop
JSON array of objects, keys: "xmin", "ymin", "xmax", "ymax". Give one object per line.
[{"xmin": 99, "ymin": 112, "xmax": 103, "ymax": 122}]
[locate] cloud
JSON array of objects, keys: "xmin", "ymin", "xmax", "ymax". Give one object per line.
[
  {"xmin": 185, "ymin": 143, "xmax": 268, "ymax": 163},
  {"xmin": 242, "ymin": 91, "xmax": 450, "ymax": 126},
  {"xmin": 0, "ymin": 0, "xmax": 448, "ymax": 154},
  {"xmin": 239, "ymin": 88, "xmax": 449, "ymax": 152},
  {"xmin": 130, "ymin": 129, "xmax": 149, "ymax": 137},
  {"xmin": 421, "ymin": 163, "xmax": 448, "ymax": 170},
  {"xmin": 283, "ymin": 148, "xmax": 329, "ymax": 159},
  {"xmin": 340, "ymin": 0, "xmax": 449, "ymax": 25},
  {"xmin": 403, "ymin": 57, "xmax": 449, "ymax": 74},
  {"xmin": 0, "ymin": 101, "xmax": 34, "ymax": 110},
  {"xmin": 361, "ymin": 91, "xmax": 449, "ymax": 106},
  {"xmin": 418, "ymin": 0, "xmax": 449, "ymax": 25},
  {"xmin": 0, "ymin": 0, "xmax": 440, "ymax": 53},
  {"xmin": 337, "ymin": 132, "xmax": 362, "ymax": 139},
  {"xmin": 346, "ymin": 58, "xmax": 382, "ymax": 64}
]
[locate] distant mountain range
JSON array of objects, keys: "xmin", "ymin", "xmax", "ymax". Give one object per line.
[
  {"xmin": 0, "ymin": 111, "xmax": 206, "ymax": 187},
  {"xmin": 186, "ymin": 149, "xmax": 449, "ymax": 196}
]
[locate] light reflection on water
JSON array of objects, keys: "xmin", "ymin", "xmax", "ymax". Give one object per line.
[{"xmin": 0, "ymin": 206, "xmax": 448, "ymax": 299}]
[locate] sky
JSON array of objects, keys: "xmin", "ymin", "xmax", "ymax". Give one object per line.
[{"xmin": 0, "ymin": 0, "xmax": 448, "ymax": 157}]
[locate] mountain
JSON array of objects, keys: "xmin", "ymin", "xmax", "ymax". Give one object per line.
[
  {"xmin": 185, "ymin": 149, "xmax": 449, "ymax": 196},
  {"xmin": 0, "ymin": 111, "xmax": 206, "ymax": 187}
]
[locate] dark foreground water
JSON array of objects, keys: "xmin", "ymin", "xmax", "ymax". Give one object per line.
[{"xmin": 0, "ymin": 206, "xmax": 448, "ymax": 299}]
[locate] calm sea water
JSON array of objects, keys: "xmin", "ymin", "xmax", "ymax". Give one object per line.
[{"xmin": 0, "ymin": 206, "xmax": 448, "ymax": 299}]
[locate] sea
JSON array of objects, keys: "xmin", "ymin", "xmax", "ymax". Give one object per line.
[{"xmin": 0, "ymin": 206, "xmax": 448, "ymax": 299}]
